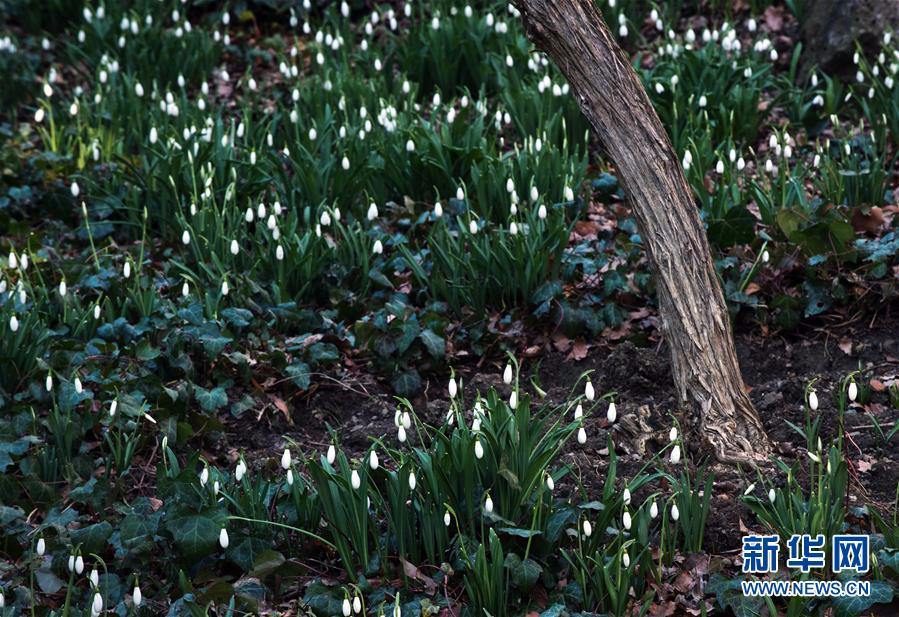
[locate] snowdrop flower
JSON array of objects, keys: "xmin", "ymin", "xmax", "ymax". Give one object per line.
[
  {"xmin": 762, "ymin": 250, "xmax": 770, "ymax": 263},
  {"xmin": 367, "ymin": 203, "xmax": 379, "ymax": 221},
  {"xmin": 509, "ymin": 390, "xmax": 518, "ymax": 409},
  {"xmin": 474, "ymin": 439, "xmax": 484, "ymax": 459},
  {"xmin": 448, "ymin": 377, "xmax": 458, "ymax": 398},
  {"xmin": 577, "ymin": 427, "xmax": 587, "ymax": 444},
  {"xmin": 341, "ymin": 156, "xmax": 350, "ymax": 170},
  {"xmin": 469, "ymin": 220, "xmax": 478, "ymax": 234},
  {"xmin": 353, "ymin": 595, "xmax": 362, "ymax": 614},
  {"xmin": 230, "ymin": 239, "xmax": 239, "ymax": 255},
  {"xmin": 768, "ymin": 488, "xmax": 776, "ymax": 503},
  {"xmin": 808, "ymin": 391, "xmax": 818, "ymax": 410},
  {"xmin": 456, "ymin": 186, "xmax": 464, "ymax": 201},
  {"xmin": 90, "ymin": 568, "xmax": 99, "ymax": 587},
  {"xmin": 737, "ymin": 157, "xmax": 746, "ymax": 171},
  {"xmin": 123, "ymin": 261, "xmax": 131, "ymax": 278},
  {"xmin": 765, "ymin": 159, "xmax": 775, "ymax": 174},
  {"xmin": 670, "ymin": 427, "xmax": 678, "ymax": 442},
  {"xmin": 219, "ymin": 527, "xmax": 229, "ymax": 549},
  {"xmin": 564, "ymin": 186, "xmax": 574, "ymax": 201},
  {"xmin": 848, "ymin": 382, "xmax": 858, "ymax": 402},
  {"xmin": 434, "ymin": 202, "xmax": 443, "ymax": 218},
  {"xmin": 327, "ymin": 444, "xmax": 336, "ymax": 464},
  {"xmin": 398, "ymin": 425, "xmax": 407, "ymax": 443},
  {"xmin": 68, "ymin": 554, "xmax": 76, "ymax": 571},
  {"xmin": 9, "ymin": 315, "xmax": 18, "ymax": 332},
  {"xmin": 320, "ymin": 211, "xmax": 331, "ymax": 226},
  {"xmin": 622, "ymin": 510, "xmax": 632, "ymax": 530},
  {"xmin": 92, "ymin": 592, "xmax": 103, "ymax": 614},
  {"xmin": 149, "ymin": 127, "xmax": 158, "ymax": 144},
  {"xmin": 276, "ymin": 245, "xmax": 284, "ymax": 261},
  {"xmin": 133, "ymin": 584, "xmax": 143, "ymax": 607},
  {"xmin": 444, "ymin": 510, "xmax": 451, "ymax": 526},
  {"xmin": 585, "ymin": 380, "xmax": 595, "ymax": 401},
  {"xmin": 199, "ymin": 466, "xmax": 209, "ymax": 486},
  {"xmin": 220, "ymin": 280, "xmax": 230, "ymax": 296},
  {"xmin": 582, "ymin": 519, "xmax": 593, "ymax": 537},
  {"xmin": 654, "ymin": 82, "xmax": 665, "ymax": 94},
  {"xmin": 372, "ymin": 239, "xmax": 383, "ymax": 255},
  {"xmin": 181, "ymin": 230, "xmax": 191, "ymax": 245},
  {"xmin": 538, "ymin": 204, "xmax": 547, "ymax": 219},
  {"xmin": 670, "ymin": 444, "xmax": 681, "ymax": 464},
  {"xmin": 408, "ymin": 471, "xmax": 416, "ymax": 490},
  {"xmin": 369, "ymin": 450, "xmax": 379, "ymax": 470},
  {"xmin": 744, "ymin": 483, "xmax": 757, "ymax": 495},
  {"xmin": 607, "ymin": 402, "xmax": 617, "ymax": 423},
  {"xmin": 650, "ymin": 501, "xmax": 659, "ymax": 519},
  {"xmin": 351, "ymin": 469, "xmax": 361, "ymax": 489},
  {"xmin": 75, "ymin": 377, "xmax": 83, "ymax": 394},
  {"xmin": 716, "ymin": 160, "xmax": 725, "ymax": 174},
  {"xmin": 342, "ymin": 598, "xmax": 352, "ymax": 617},
  {"xmin": 76, "ymin": 555, "xmax": 85, "ymax": 574},
  {"xmin": 503, "ymin": 363, "xmax": 513, "ymax": 384},
  {"xmin": 71, "ymin": 182, "xmax": 80, "ymax": 198},
  {"xmin": 110, "ymin": 400, "xmax": 117, "ymax": 416},
  {"xmin": 235, "ymin": 459, "xmax": 247, "ymax": 482},
  {"xmin": 671, "ymin": 503, "xmax": 680, "ymax": 521},
  {"xmin": 281, "ymin": 448, "xmax": 292, "ymax": 470},
  {"xmin": 37, "ymin": 537, "xmax": 46, "ymax": 555},
  {"xmin": 46, "ymin": 373, "xmax": 53, "ymax": 392},
  {"xmin": 35, "ymin": 108, "xmax": 45, "ymax": 123},
  {"xmin": 807, "ymin": 450, "xmax": 821, "ymax": 463},
  {"xmin": 182, "ymin": 281, "xmax": 190, "ymax": 297},
  {"xmin": 574, "ymin": 404, "xmax": 583, "ymax": 420},
  {"xmin": 484, "ymin": 495, "xmax": 494, "ymax": 513},
  {"xmin": 623, "ymin": 488, "xmax": 631, "ymax": 505}
]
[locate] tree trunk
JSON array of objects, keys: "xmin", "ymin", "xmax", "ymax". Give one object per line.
[{"xmin": 513, "ymin": 0, "xmax": 771, "ymax": 463}]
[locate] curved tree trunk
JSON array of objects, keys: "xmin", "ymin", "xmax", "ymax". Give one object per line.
[{"xmin": 513, "ymin": 0, "xmax": 771, "ymax": 463}]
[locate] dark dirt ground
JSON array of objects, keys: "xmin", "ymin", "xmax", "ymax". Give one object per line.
[{"xmin": 216, "ymin": 308, "xmax": 899, "ymax": 567}]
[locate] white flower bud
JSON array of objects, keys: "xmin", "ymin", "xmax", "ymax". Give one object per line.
[
  {"xmin": 281, "ymin": 448, "xmax": 291, "ymax": 470},
  {"xmin": 484, "ymin": 495, "xmax": 493, "ymax": 513},
  {"xmin": 622, "ymin": 510, "xmax": 632, "ymax": 530},
  {"xmin": 503, "ymin": 363, "xmax": 513, "ymax": 384},
  {"xmin": 582, "ymin": 519, "xmax": 592, "ymax": 537},
  {"xmin": 670, "ymin": 444, "xmax": 681, "ymax": 464},
  {"xmin": 444, "ymin": 510, "xmax": 451, "ymax": 526},
  {"xmin": 848, "ymin": 382, "xmax": 857, "ymax": 402},
  {"xmin": 650, "ymin": 501, "xmax": 658, "ymax": 518},
  {"xmin": 448, "ymin": 378, "xmax": 457, "ymax": 398},
  {"xmin": 408, "ymin": 471, "xmax": 416, "ymax": 490},
  {"xmin": 327, "ymin": 445, "xmax": 336, "ymax": 464},
  {"xmin": 607, "ymin": 402, "xmax": 617, "ymax": 423},
  {"xmin": 808, "ymin": 391, "xmax": 818, "ymax": 410},
  {"xmin": 474, "ymin": 440, "xmax": 484, "ymax": 459},
  {"xmin": 351, "ymin": 469, "xmax": 361, "ymax": 489},
  {"xmin": 342, "ymin": 598, "xmax": 352, "ymax": 617},
  {"xmin": 671, "ymin": 503, "xmax": 680, "ymax": 521},
  {"xmin": 577, "ymin": 427, "xmax": 587, "ymax": 444},
  {"xmin": 768, "ymin": 488, "xmax": 776, "ymax": 503},
  {"xmin": 219, "ymin": 527, "xmax": 229, "ymax": 548},
  {"xmin": 585, "ymin": 380, "xmax": 595, "ymax": 401},
  {"xmin": 369, "ymin": 450, "xmax": 379, "ymax": 470}
]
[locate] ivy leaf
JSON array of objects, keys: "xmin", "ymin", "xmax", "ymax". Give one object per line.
[
  {"xmin": 195, "ymin": 386, "xmax": 228, "ymax": 413},
  {"xmin": 504, "ymin": 553, "xmax": 542, "ymax": 591},
  {"xmin": 419, "ymin": 328, "xmax": 445, "ymax": 359},
  {"xmin": 166, "ymin": 513, "xmax": 220, "ymax": 560},
  {"xmin": 706, "ymin": 574, "xmax": 764, "ymax": 617},
  {"xmin": 392, "ymin": 369, "xmax": 421, "ymax": 397},
  {"xmin": 71, "ymin": 521, "xmax": 113, "ymax": 552},
  {"xmin": 831, "ymin": 580, "xmax": 894, "ymax": 617},
  {"xmin": 286, "ymin": 361, "xmax": 311, "ymax": 390}
]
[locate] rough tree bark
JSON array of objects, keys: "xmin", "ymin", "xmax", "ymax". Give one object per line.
[{"xmin": 513, "ymin": 0, "xmax": 771, "ymax": 463}]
